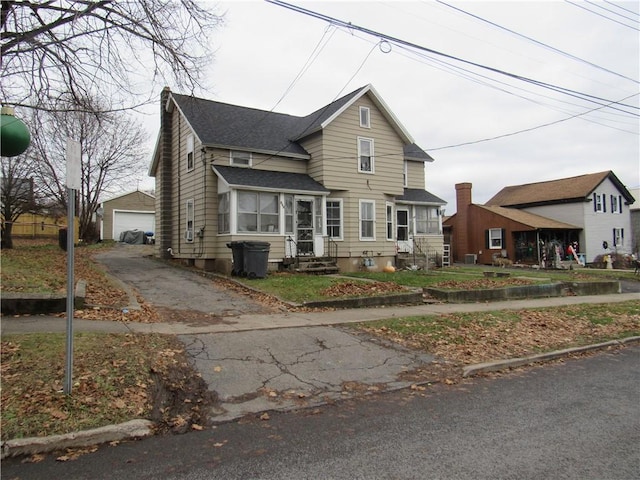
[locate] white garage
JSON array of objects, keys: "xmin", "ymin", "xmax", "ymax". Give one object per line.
[
  {"xmin": 100, "ymin": 191, "xmax": 156, "ymax": 241},
  {"xmin": 113, "ymin": 210, "xmax": 156, "ymax": 241}
]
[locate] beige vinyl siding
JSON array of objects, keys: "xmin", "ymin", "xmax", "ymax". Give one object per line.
[
  {"xmin": 209, "ymin": 149, "xmax": 308, "ymax": 174},
  {"xmin": 406, "ymin": 160, "xmax": 426, "ymax": 190}
]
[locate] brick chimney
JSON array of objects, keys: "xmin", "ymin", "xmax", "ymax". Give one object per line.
[{"xmin": 454, "ymin": 183, "xmax": 473, "ymax": 262}]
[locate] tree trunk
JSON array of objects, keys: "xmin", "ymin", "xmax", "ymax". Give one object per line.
[{"xmin": 1, "ymin": 221, "xmax": 14, "ymax": 249}]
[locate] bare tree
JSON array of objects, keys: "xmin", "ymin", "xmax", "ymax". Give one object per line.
[
  {"xmin": 29, "ymin": 96, "xmax": 149, "ymax": 242},
  {"xmin": 1, "ymin": 154, "xmax": 38, "ymax": 248},
  {"xmin": 1, "ymin": 0, "xmax": 224, "ymax": 112}
]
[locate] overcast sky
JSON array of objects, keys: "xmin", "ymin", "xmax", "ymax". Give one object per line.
[{"xmin": 142, "ymin": 0, "xmax": 639, "ymax": 213}]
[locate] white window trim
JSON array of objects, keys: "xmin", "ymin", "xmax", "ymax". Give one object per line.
[
  {"xmin": 359, "ymin": 199, "xmax": 376, "ymax": 241},
  {"xmin": 359, "ymin": 106, "xmax": 370, "ymax": 128},
  {"xmin": 357, "ymin": 137, "xmax": 375, "ymax": 174},
  {"xmin": 186, "ymin": 135, "xmax": 194, "ymax": 172},
  {"xmin": 403, "ymin": 160, "xmax": 408, "ymax": 188},
  {"xmin": 185, "ymin": 199, "xmax": 195, "ymax": 242},
  {"xmin": 488, "ymin": 228, "xmax": 502, "ymax": 250},
  {"xmin": 594, "ymin": 193, "xmax": 604, "ymax": 213},
  {"xmin": 326, "ymin": 198, "xmax": 344, "ymax": 241},
  {"xmin": 230, "ymin": 150, "xmax": 252, "ymax": 167},
  {"xmin": 386, "ymin": 202, "xmax": 394, "ymax": 241}
]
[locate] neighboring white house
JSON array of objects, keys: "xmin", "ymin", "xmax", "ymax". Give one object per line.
[
  {"xmin": 99, "ymin": 191, "xmax": 156, "ymax": 241},
  {"xmin": 485, "ymin": 171, "xmax": 635, "ymax": 263}
]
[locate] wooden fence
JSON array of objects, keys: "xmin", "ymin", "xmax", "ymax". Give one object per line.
[{"xmin": 4, "ymin": 213, "xmax": 79, "ymax": 243}]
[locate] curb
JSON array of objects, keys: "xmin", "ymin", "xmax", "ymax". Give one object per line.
[
  {"xmin": 462, "ymin": 336, "xmax": 640, "ymax": 377},
  {"xmin": 0, "ymin": 419, "xmax": 154, "ymax": 459}
]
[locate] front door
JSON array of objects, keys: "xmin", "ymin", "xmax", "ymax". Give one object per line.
[
  {"xmin": 396, "ymin": 208, "xmax": 412, "ymax": 253},
  {"xmin": 296, "ymin": 199, "xmax": 314, "ymax": 256}
]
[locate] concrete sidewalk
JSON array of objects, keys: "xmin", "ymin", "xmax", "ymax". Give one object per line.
[{"xmin": 3, "ymin": 292, "xmax": 637, "ymax": 336}]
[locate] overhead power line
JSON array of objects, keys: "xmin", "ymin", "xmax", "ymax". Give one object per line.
[
  {"xmin": 266, "ymin": 0, "xmax": 639, "ymax": 115},
  {"xmin": 565, "ymin": 0, "xmax": 640, "ymax": 31},
  {"xmin": 435, "ymin": 0, "xmax": 637, "ymax": 83}
]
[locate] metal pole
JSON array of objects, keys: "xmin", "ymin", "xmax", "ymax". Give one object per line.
[{"xmin": 64, "ymin": 187, "xmax": 75, "ymax": 395}]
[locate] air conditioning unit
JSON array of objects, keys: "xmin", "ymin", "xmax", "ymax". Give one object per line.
[
  {"xmin": 464, "ymin": 254, "xmax": 477, "ymax": 264},
  {"xmin": 185, "ymin": 230, "xmax": 193, "ymax": 242}
]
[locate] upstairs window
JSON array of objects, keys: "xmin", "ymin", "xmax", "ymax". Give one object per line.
[
  {"xmin": 186, "ymin": 135, "xmax": 194, "ymax": 171},
  {"xmin": 231, "ymin": 150, "xmax": 251, "ymax": 167},
  {"xmin": 611, "ymin": 195, "xmax": 623, "ymax": 214},
  {"xmin": 358, "ymin": 137, "xmax": 374, "ymax": 173},
  {"xmin": 593, "ymin": 193, "xmax": 605, "ymax": 213},
  {"xmin": 359, "ymin": 106, "xmax": 370, "ymax": 128}
]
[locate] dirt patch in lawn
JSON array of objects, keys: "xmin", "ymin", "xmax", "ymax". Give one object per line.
[{"xmin": 320, "ymin": 281, "xmax": 406, "ymax": 298}]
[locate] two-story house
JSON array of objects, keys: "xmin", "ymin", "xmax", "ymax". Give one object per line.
[
  {"xmin": 485, "ymin": 171, "xmax": 635, "ymax": 263},
  {"xmin": 149, "ymin": 85, "xmax": 446, "ymax": 274}
]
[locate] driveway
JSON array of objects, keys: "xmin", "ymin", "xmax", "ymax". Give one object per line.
[
  {"xmin": 93, "ymin": 244, "xmax": 440, "ymax": 421},
  {"xmin": 94, "ymin": 244, "xmax": 275, "ymax": 321}
]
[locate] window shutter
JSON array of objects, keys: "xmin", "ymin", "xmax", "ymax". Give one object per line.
[
  {"xmin": 501, "ymin": 228, "xmax": 506, "ymax": 246},
  {"xmin": 610, "ymin": 195, "xmax": 614, "ymax": 212},
  {"xmin": 593, "ymin": 193, "xmax": 597, "ymax": 212},
  {"xmin": 485, "ymin": 230, "xmax": 489, "ymax": 249},
  {"xmin": 603, "ymin": 196, "xmax": 606, "ymax": 212},
  {"xmin": 619, "ymin": 195, "xmax": 623, "ymax": 213},
  {"xmin": 612, "ymin": 228, "xmax": 616, "ymax": 246},
  {"xmin": 621, "ymin": 228, "xmax": 624, "ymax": 240}
]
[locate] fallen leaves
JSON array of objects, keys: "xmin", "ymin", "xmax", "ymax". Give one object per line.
[{"xmin": 320, "ymin": 281, "xmax": 406, "ymax": 298}]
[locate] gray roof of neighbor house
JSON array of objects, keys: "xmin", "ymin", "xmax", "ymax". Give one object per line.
[
  {"xmin": 170, "ymin": 85, "xmax": 434, "ymax": 162},
  {"xmin": 396, "ymin": 188, "xmax": 446, "ymax": 205},
  {"xmin": 212, "ymin": 165, "xmax": 329, "ymax": 194},
  {"xmin": 485, "ymin": 170, "xmax": 635, "ymax": 208}
]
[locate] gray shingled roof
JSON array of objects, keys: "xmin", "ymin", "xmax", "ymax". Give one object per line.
[
  {"xmin": 171, "ymin": 86, "xmax": 434, "ymax": 163},
  {"xmin": 172, "ymin": 94, "xmax": 308, "ymax": 157},
  {"xmin": 396, "ymin": 188, "xmax": 446, "ymax": 205},
  {"xmin": 213, "ymin": 165, "xmax": 329, "ymax": 193}
]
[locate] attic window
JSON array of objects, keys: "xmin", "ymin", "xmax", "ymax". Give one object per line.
[
  {"xmin": 231, "ymin": 151, "xmax": 251, "ymax": 167},
  {"xmin": 359, "ymin": 106, "xmax": 370, "ymax": 128}
]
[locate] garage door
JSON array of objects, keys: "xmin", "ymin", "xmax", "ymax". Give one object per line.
[{"xmin": 113, "ymin": 211, "xmax": 155, "ymax": 241}]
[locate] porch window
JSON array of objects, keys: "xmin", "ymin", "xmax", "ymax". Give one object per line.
[
  {"xmin": 359, "ymin": 106, "xmax": 370, "ymax": 128},
  {"xmin": 284, "ymin": 195, "xmax": 294, "ymax": 234},
  {"xmin": 186, "ymin": 135, "xmax": 194, "ymax": 171},
  {"xmin": 415, "ymin": 206, "xmax": 441, "ymax": 234},
  {"xmin": 326, "ymin": 199, "xmax": 343, "ymax": 240},
  {"xmin": 185, "ymin": 199, "xmax": 194, "ymax": 242},
  {"xmin": 237, "ymin": 191, "xmax": 280, "ymax": 233},
  {"xmin": 358, "ymin": 137, "xmax": 374, "ymax": 173},
  {"xmin": 487, "ymin": 228, "xmax": 503, "ymax": 249},
  {"xmin": 386, "ymin": 203, "xmax": 393, "ymax": 240},
  {"xmin": 218, "ymin": 192, "xmax": 230, "ymax": 234},
  {"xmin": 359, "ymin": 200, "xmax": 375, "ymax": 240},
  {"xmin": 231, "ymin": 150, "xmax": 251, "ymax": 167}
]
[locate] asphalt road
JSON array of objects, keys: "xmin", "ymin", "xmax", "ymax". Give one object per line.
[{"xmin": 3, "ymin": 346, "xmax": 638, "ymax": 480}]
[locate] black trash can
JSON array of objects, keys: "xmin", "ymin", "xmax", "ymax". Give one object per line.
[
  {"xmin": 227, "ymin": 241, "xmax": 246, "ymax": 276},
  {"xmin": 243, "ymin": 241, "xmax": 270, "ymax": 279},
  {"xmin": 58, "ymin": 228, "xmax": 68, "ymax": 251}
]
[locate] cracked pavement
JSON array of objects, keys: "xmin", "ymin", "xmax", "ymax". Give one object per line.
[{"xmin": 180, "ymin": 326, "xmax": 436, "ymax": 421}]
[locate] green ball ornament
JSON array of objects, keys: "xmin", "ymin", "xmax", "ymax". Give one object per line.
[{"xmin": 1, "ymin": 106, "xmax": 31, "ymax": 157}]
